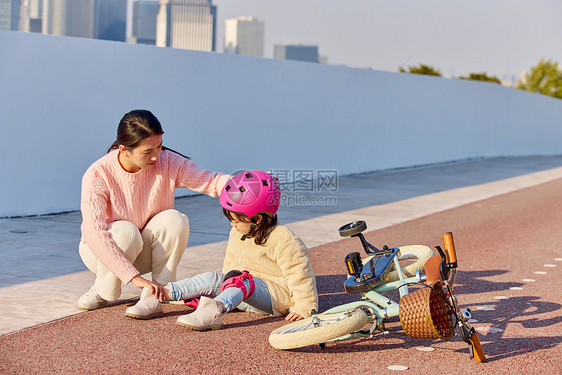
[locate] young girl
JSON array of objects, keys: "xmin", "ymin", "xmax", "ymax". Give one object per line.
[
  {"xmin": 77, "ymin": 109, "xmax": 231, "ymax": 319},
  {"xmin": 138, "ymin": 170, "xmax": 318, "ymax": 330}
]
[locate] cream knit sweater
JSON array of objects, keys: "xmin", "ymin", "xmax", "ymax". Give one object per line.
[
  {"xmin": 80, "ymin": 149, "xmax": 230, "ymax": 284},
  {"xmin": 222, "ymin": 225, "xmax": 318, "ymax": 318}
]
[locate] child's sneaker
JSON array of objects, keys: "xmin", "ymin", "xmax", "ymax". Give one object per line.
[
  {"xmin": 77, "ymin": 285, "xmax": 108, "ymax": 310},
  {"xmin": 176, "ymin": 296, "xmax": 224, "ymax": 330},
  {"xmin": 124, "ymin": 287, "xmax": 163, "ymax": 320}
]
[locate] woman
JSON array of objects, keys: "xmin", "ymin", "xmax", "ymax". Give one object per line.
[{"xmin": 77, "ymin": 109, "xmax": 230, "ymax": 319}]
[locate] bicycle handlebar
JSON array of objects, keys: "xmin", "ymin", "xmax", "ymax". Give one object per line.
[{"xmin": 442, "ymin": 232, "xmax": 458, "ymax": 267}]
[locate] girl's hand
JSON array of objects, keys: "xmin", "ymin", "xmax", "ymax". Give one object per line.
[
  {"xmin": 285, "ymin": 312, "xmax": 304, "ymax": 321},
  {"xmin": 130, "ymin": 275, "xmax": 166, "ymax": 301}
]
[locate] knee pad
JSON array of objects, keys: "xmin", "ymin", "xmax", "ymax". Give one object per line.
[
  {"xmin": 221, "ymin": 270, "xmax": 255, "ymax": 300},
  {"xmin": 183, "ymin": 296, "xmax": 212, "ymax": 309}
]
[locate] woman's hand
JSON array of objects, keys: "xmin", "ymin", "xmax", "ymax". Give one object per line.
[
  {"xmin": 285, "ymin": 312, "xmax": 304, "ymax": 322},
  {"xmin": 130, "ymin": 275, "xmax": 166, "ymax": 301}
]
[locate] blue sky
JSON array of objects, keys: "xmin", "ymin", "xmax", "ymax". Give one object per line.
[{"xmin": 129, "ymin": 0, "xmax": 562, "ymax": 81}]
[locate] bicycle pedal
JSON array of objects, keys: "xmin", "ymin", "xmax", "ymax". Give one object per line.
[{"xmin": 370, "ymin": 330, "xmax": 390, "ymax": 338}]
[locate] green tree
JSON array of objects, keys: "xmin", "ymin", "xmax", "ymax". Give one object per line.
[
  {"xmin": 517, "ymin": 59, "xmax": 562, "ymax": 99},
  {"xmin": 398, "ymin": 63, "xmax": 442, "ymax": 76},
  {"xmin": 459, "ymin": 73, "xmax": 501, "ymax": 84}
]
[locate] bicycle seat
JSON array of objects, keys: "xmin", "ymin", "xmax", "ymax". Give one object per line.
[{"xmin": 344, "ymin": 248, "xmax": 399, "ymax": 293}]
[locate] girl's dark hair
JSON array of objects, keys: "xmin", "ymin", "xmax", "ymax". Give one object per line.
[
  {"xmin": 223, "ymin": 208, "xmax": 278, "ymax": 246},
  {"xmin": 107, "ymin": 109, "xmax": 189, "ymax": 159}
]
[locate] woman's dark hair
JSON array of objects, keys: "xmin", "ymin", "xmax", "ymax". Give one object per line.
[
  {"xmin": 107, "ymin": 109, "xmax": 189, "ymax": 159},
  {"xmin": 223, "ymin": 208, "xmax": 278, "ymax": 246}
]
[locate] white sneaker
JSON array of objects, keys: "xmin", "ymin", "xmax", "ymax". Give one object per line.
[
  {"xmin": 77, "ymin": 285, "xmax": 108, "ymax": 310},
  {"xmin": 124, "ymin": 287, "xmax": 163, "ymax": 320},
  {"xmin": 176, "ymin": 296, "xmax": 224, "ymax": 330}
]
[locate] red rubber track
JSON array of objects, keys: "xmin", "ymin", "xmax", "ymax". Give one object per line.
[{"xmin": 1, "ymin": 179, "xmax": 561, "ymax": 374}]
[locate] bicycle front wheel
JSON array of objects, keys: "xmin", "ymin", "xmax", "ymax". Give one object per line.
[{"xmin": 269, "ymin": 310, "xmax": 368, "ymax": 350}]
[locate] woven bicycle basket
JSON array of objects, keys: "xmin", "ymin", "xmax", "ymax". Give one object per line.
[{"xmin": 398, "ymin": 280, "xmax": 455, "ymax": 341}]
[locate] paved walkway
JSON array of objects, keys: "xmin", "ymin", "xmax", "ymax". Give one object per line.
[{"xmin": 1, "ymin": 156, "xmax": 562, "ymax": 336}]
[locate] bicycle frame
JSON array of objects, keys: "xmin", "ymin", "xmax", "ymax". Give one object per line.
[{"xmin": 321, "ymin": 251, "xmax": 421, "ymax": 342}]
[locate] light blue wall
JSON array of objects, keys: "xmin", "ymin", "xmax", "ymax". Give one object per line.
[{"xmin": 1, "ymin": 30, "xmax": 561, "ymax": 216}]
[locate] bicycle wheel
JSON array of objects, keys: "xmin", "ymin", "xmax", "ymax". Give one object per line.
[
  {"xmin": 383, "ymin": 245, "xmax": 434, "ymax": 282},
  {"xmin": 269, "ymin": 310, "xmax": 368, "ymax": 350}
]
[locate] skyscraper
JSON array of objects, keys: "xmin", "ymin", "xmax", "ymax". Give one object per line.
[
  {"xmin": 274, "ymin": 44, "xmax": 319, "ymax": 63},
  {"xmin": 17, "ymin": 0, "xmax": 44, "ymax": 33},
  {"xmin": 156, "ymin": 0, "xmax": 217, "ymax": 52},
  {"xmin": 94, "ymin": 0, "xmax": 127, "ymax": 42},
  {"xmin": 41, "ymin": 0, "xmax": 125, "ymax": 41},
  {"xmin": 131, "ymin": 0, "xmax": 159, "ymax": 45},
  {"xmin": 224, "ymin": 16, "xmax": 264, "ymax": 57},
  {"xmin": 42, "ymin": 0, "xmax": 94, "ymax": 38},
  {"xmin": 29, "ymin": 0, "xmax": 42, "ymax": 31},
  {"xmin": 0, "ymin": 0, "xmax": 21, "ymax": 30}
]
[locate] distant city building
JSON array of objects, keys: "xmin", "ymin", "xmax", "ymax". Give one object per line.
[
  {"xmin": 42, "ymin": 0, "xmax": 95, "ymax": 38},
  {"xmin": 274, "ymin": 43, "xmax": 319, "ymax": 63},
  {"xmin": 26, "ymin": 0, "xmax": 43, "ymax": 32},
  {"xmin": 224, "ymin": 16, "xmax": 264, "ymax": 57},
  {"xmin": 0, "ymin": 0, "xmax": 21, "ymax": 30},
  {"xmin": 94, "ymin": 0, "xmax": 127, "ymax": 42},
  {"xmin": 131, "ymin": 0, "xmax": 159, "ymax": 45},
  {"xmin": 41, "ymin": 0, "xmax": 125, "ymax": 41},
  {"xmin": 16, "ymin": 0, "xmax": 42, "ymax": 32},
  {"xmin": 500, "ymin": 73, "xmax": 517, "ymax": 88},
  {"xmin": 16, "ymin": 0, "xmax": 29, "ymax": 31},
  {"xmin": 156, "ymin": 0, "xmax": 217, "ymax": 52},
  {"xmin": 18, "ymin": 0, "xmax": 47, "ymax": 33}
]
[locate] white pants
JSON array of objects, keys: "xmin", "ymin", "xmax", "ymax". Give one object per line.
[{"xmin": 79, "ymin": 209, "xmax": 189, "ymax": 301}]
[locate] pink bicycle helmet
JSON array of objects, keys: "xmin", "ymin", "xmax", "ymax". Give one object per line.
[{"xmin": 220, "ymin": 170, "xmax": 281, "ymax": 217}]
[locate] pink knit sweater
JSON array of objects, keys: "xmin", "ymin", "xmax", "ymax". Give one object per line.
[{"xmin": 80, "ymin": 149, "xmax": 230, "ymax": 284}]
